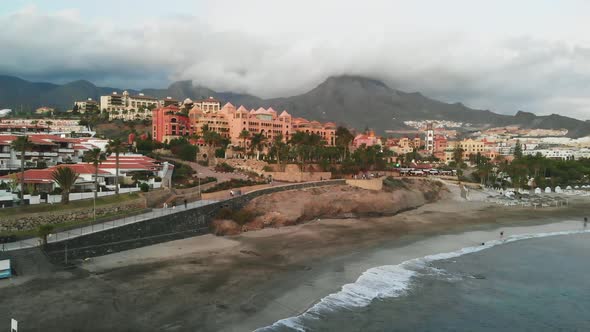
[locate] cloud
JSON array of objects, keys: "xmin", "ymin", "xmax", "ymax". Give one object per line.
[{"xmin": 1, "ymin": 2, "xmax": 590, "ymax": 119}]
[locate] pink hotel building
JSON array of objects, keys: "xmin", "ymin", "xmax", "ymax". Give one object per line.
[{"xmin": 152, "ymin": 99, "xmax": 337, "ymax": 146}]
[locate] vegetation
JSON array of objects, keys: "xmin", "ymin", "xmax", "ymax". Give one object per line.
[
  {"xmin": 214, "ymin": 162, "xmax": 235, "ymax": 173},
  {"xmin": 473, "ymin": 153, "xmax": 590, "ymax": 189},
  {"xmin": 106, "ymin": 138, "xmax": 126, "ymax": 195},
  {"xmin": 168, "ymin": 137, "xmax": 198, "ymax": 162},
  {"xmin": 139, "ymin": 182, "xmax": 150, "ymax": 192},
  {"xmin": 83, "ymin": 148, "xmax": 106, "ymax": 200},
  {"xmin": 202, "ymin": 179, "xmax": 264, "ymax": 193},
  {"xmin": 37, "ymin": 224, "xmax": 55, "ymax": 245},
  {"xmin": 383, "ymin": 176, "xmax": 409, "ymax": 191},
  {"xmin": 11, "ymin": 135, "xmax": 32, "ymax": 204},
  {"xmin": 215, "ymin": 207, "xmax": 257, "ymax": 225},
  {"xmin": 50, "ymin": 167, "xmax": 80, "ymax": 204}
]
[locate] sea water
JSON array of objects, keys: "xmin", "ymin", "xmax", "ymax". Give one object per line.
[{"xmin": 257, "ymin": 229, "xmax": 590, "ymax": 331}]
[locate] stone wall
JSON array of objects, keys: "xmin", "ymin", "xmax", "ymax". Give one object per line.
[
  {"xmin": 263, "ymin": 171, "xmax": 332, "ymax": 182},
  {"xmin": 216, "ymin": 158, "xmax": 268, "ymax": 173},
  {"xmin": 43, "ymin": 180, "xmax": 345, "ymax": 264},
  {"xmin": 346, "ymin": 178, "xmax": 384, "ymax": 191},
  {"xmin": 0, "ymin": 198, "xmax": 146, "ymax": 233},
  {"xmin": 142, "ymin": 188, "xmax": 172, "ymax": 208}
]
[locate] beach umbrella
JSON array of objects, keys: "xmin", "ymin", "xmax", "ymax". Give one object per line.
[
  {"xmin": 575, "ymin": 185, "xmax": 580, "ymax": 189},
  {"xmin": 555, "ymin": 186, "xmax": 563, "ymax": 193},
  {"xmin": 534, "ymin": 187, "xmax": 542, "ymax": 194},
  {"xmin": 566, "ymin": 186, "xmax": 572, "ymax": 191},
  {"xmin": 545, "ymin": 187, "xmax": 552, "ymax": 193}
]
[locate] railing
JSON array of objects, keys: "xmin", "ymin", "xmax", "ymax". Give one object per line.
[
  {"xmin": 2, "ymin": 179, "xmax": 345, "ymax": 253},
  {"xmin": 0, "ymin": 199, "xmax": 218, "ymax": 252}
]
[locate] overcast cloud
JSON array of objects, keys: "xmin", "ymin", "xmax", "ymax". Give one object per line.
[{"xmin": 1, "ymin": 1, "xmax": 590, "ymax": 119}]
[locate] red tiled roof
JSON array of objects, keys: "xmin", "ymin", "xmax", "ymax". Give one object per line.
[{"xmin": 0, "ymin": 164, "xmax": 110, "ymax": 182}]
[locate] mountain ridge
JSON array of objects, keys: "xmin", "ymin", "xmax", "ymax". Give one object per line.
[{"xmin": 1, "ymin": 74, "xmax": 589, "ymax": 137}]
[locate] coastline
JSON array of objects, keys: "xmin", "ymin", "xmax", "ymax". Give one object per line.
[{"xmin": 2, "ymin": 189, "xmax": 589, "ymax": 331}]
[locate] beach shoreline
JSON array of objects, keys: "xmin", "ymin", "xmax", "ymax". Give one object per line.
[{"xmin": 2, "ymin": 186, "xmax": 589, "ymax": 331}]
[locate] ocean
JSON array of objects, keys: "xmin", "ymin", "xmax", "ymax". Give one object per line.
[{"xmin": 257, "ymin": 228, "xmax": 590, "ymax": 331}]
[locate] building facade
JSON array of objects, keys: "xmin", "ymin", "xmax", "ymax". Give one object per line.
[
  {"xmin": 100, "ymin": 91, "xmax": 158, "ymax": 121},
  {"xmin": 152, "ymin": 100, "xmax": 336, "ymax": 146},
  {"xmin": 74, "ymin": 98, "xmax": 99, "ymax": 113}
]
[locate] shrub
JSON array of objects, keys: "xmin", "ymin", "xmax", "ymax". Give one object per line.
[
  {"xmin": 38, "ymin": 224, "xmax": 55, "ymax": 245},
  {"xmin": 215, "ymin": 162, "xmax": 235, "ymax": 173},
  {"xmin": 383, "ymin": 176, "xmax": 408, "ymax": 191},
  {"xmin": 140, "ymin": 183, "xmax": 150, "ymax": 192},
  {"xmin": 262, "ymin": 165, "xmax": 273, "ymax": 172},
  {"xmin": 214, "ymin": 207, "xmax": 257, "ymax": 225},
  {"xmin": 202, "ymin": 178, "xmax": 264, "ymax": 193},
  {"xmin": 177, "ymin": 144, "xmax": 198, "ymax": 162}
]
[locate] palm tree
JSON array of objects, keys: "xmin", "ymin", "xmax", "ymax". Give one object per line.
[
  {"xmin": 238, "ymin": 129, "xmax": 251, "ymax": 149},
  {"xmin": 51, "ymin": 166, "xmax": 79, "ymax": 204},
  {"xmin": 11, "ymin": 136, "xmax": 32, "ymax": 204},
  {"xmin": 250, "ymin": 133, "xmax": 267, "ymax": 160},
  {"xmin": 84, "ymin": 148, "xmax": 106, "ymax": 200},
  {"xmin": 106, "ymin": 138, "xmax": 126, "ymax": 195},
  {"xmin": 272, "ymin": 133, "xmax": 287, "ymax": 170},
  {"xmin": 335, "ymin": 126, "xmax": 354, "ymax": 161}
]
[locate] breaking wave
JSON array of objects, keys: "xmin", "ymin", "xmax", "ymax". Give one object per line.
[{"xmin": 255, "ymin": 228, "xmax": 590, "ymax": 331}]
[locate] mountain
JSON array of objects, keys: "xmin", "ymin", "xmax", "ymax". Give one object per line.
[{"xmin": 1, "ymin": 75, "xmax": 589, "ymax": 137}]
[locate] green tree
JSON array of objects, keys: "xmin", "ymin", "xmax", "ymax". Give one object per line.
[
  {"xmin": 106, "ymin": 138, "xmax": 126, "ymax": 195},
  {"xmin": 51, "ymin": 166, "xmax": 80, "ymax": 204},
  {"xmin": 238, "ymin": 129, "xmax": 251, "ymax": 149},
  {"xmin": 514, "ymin": 140, "xmax": 523, "ymax": 159},
  {"xmin": 84, "ymin": 148, "xmax": 106, "ymax": 200},
  {"xmin": 335, "ymin": 126, "xmax": 354, "ymax": 160},
  {"xmin": 250, "ymin": 133, "xmax": 267, "ymax": 160},
  {"xmin": 11, "ymin": 136, "xmax": 32, "ymax": 204},
  {"xmin": 270, "ymin": 133, "xmax": 288, "ymax": 170},
  {"xmin": 37, "ymin": 224, "xmax": 55, "ymax": 246},
  {"xmin": 453, "ymin": 147, "xmax": 465, "ymax": 164}
]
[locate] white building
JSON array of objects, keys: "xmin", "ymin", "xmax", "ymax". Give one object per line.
[
  {"xmin": 100, "ymin": 91, "xmax": 158, "ymax": 121},
  {"xmin": 74, "ymin": 98, "xmax": 99, "ymax": 113},
  {"xmin": 522, "ymin": 149, "xmax": 574, "ymax": 160}
]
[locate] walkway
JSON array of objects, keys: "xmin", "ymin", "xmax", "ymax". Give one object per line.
[{"xmin": 1, "ymin": 199, "xmax": 218, "ymax": 252}]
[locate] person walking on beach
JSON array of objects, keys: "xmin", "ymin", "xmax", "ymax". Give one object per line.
[
  {"xmin": 584, "ymin": 217, "xmax": 587, "ymax": 228},
  {"xmin": 184, "ymin": 199, "xmax": 187, "ymax": 209}
]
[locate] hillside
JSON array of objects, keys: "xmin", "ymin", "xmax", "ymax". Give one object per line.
[{"xmin": 1, "ymin": 75, "xmax": 590, "ymax": 137}]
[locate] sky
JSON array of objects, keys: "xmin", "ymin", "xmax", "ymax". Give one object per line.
[{"xmin": 1, "ymin": 0, "xmax": 590, "ymax": 119}]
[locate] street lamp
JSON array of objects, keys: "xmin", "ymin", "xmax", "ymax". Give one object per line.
[
  {"xmin": 197, "ymin": 172, "xmax": 201, "ymax": 199},
  {"xmin": 92, "ymin": 188, "xmax": 96, "ymax": 231}
]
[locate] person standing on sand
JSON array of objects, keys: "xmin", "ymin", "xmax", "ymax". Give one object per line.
[
  {"xmin": 584, "ymin": 217, "xmax": 587, "ymax": 228},
  {"xmin": 184, "ymin": 199, "xmax": 187, "ymax": 208}
]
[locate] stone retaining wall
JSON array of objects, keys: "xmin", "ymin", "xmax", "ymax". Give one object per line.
[
  {"xmin": 0, "ymin": 198, "xmax": 146, "ymax": 233},
  {"xmin": 43, "ymin": 180, "xmax": 345, "ymax": 264}
]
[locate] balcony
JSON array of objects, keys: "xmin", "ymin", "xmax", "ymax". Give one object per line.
[{"xmin": 58, "ymin": 148, "xmax": 75, "ymax": 153}]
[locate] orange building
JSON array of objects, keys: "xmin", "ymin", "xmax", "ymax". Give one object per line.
[
  {"xmin": 151, "ymin": 105, "xmax": 191, "ymax": 143},
  {"xmin": 152, "ymin": 100, "xmax": 336, "ymax": 146}
]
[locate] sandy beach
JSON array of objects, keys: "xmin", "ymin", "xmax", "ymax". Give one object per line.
[{"xmin": 1, "ymin": 183, "xmax": 589, "ymax": 331}]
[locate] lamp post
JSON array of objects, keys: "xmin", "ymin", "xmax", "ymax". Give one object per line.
[
  {"xmin": 198, "ymin": 172, "xmax": 201, "ymax": 199},
  {"xmin": 92, "ymin": 188, "xmax": 96, "ymax": 231}
]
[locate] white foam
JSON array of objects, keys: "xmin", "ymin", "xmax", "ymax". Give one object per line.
[{"xmin": 255, "ymin": 228, "xmax": 590, "ymax": 331}]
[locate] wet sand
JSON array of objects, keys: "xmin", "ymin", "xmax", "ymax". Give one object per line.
[{"xmin": 1, "ymin": 188, "xmax": 589, "ymax": 332}]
